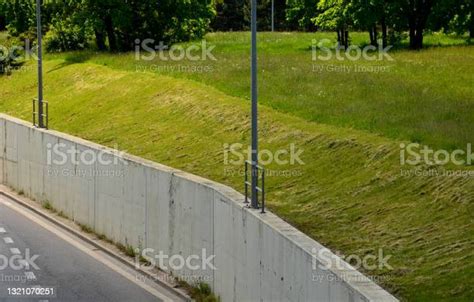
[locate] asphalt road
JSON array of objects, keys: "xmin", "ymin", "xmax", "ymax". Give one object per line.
[{"xmin": 0, "ymin": 195, "xmax": 179, "ymax": 302}]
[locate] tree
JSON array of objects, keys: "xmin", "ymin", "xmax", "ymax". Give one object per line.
[
  {"xmin": 401, "ymin": 0, "xmax": 435, "ymax": 49},
  {"xmin": 314, "ymin": 0, "xmax": 352, "ymax": 48},
  {"xmin": 243, "ymin": 0, "xmax": 272, "ymax": 29},
  {"xmin": 1, "ymin": 0, "xmax": 215, "ymax": 52},
  {"xmin": 430, "ymin": 0, "xmax": 473, "ymax": 38},
  {"xmin": 212, "ymin": 0, "xmax": 247, "ymax": 30},
  {"xmin": 3, "ymin": 0, "xmax": 35, "ymax": 37},
  {"xmin": 211, "ymin": 0, "xmax": 288, "ymax": 31},
  {"xmin": 350, "ymin": 0, "xmax": 389, "ymax": 47},
  {"xmin": 286, "ymin": 0, "xmax": 318, "ymax": 30},
  {"xmin": 0, "ymin": 0, "xmax": 7, "ymax": 30}
]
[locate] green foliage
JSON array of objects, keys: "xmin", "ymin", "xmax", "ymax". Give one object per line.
[
  {"xmin": 285, "ymin": 0, "xmax": 318, "ymax": 30},
  {"xmin": 309, "ymin": 0, "xmax": 473, "ymax": 48},
  {"xmin": 0, "ymin": 1, "xmax": 7, "ymax": 30},
  {"xmin": 72, "ymin": 0, "xmax": 216, "ymax": 51},
  {"xmin": 212, "ymin": 0, "xmax": 285, "ymax": 31},
  {"xmin": 0, "ymin": 37, "xmax": 472, "ymax": 299},
  {"xmin": 44, "ymin": 16, "xmax": 91, "ymax": 52},
  {"xmin": 42, "ymin": 201, "xmax": 54, "ymax": 211},
  {"xmin": 2, "ymin": 0, "xmax": 34, "ymax": 37},
  {"xmin": 0, "ymin": 34, "xmax": 24, "ymax": 75},
  {"xmin": 187, "ymin": 282, "xmax": 220, "ymax": 302},
  {"xmin": 314, "ymin": 0, "xmax": 351, "ymax": 30},
  {"xmin": 2, "ymin": 0, "xmax": 216, "ymax": 52},
  {"xmin": 212, "ymin": 0, "xmax": 247, "ymax": 31}
]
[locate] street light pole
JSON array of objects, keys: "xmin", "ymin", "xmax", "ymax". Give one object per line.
[
  {"xmin": 251, "ymin": 0, "xmax": 259, "ymax": 209},
  {"xmin": 36, "ymin": 0, "xmax": 44, "ymax": 128},
  {"xmin": 271, "ymin": 0, "xmax": 275, "ymax": 32}
]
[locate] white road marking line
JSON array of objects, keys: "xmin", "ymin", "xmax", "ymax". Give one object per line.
[
  {"xmin": 10, "ymin": 248, "xmax": 20, "ymax": 255},
  {"xmin": 0, "ymin": 227, "xmax": 6, "ymax": 233},
  {"xmin": 0, "ymin": 198, "xmax": 175, "ymax": 302},
  {"xmin": 3, "ymin": 237, "xmax": 13, "ymax": 244},
  {"xmin": 25, "ymin": 271, "xmax": 36, "ymax": 281}
]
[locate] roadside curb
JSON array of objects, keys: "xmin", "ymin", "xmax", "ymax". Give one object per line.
[{"xmin": 0, "ymin": 188, "xmax": 192, "ymax": 302}]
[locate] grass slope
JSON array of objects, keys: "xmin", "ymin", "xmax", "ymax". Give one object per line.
[
  {"xmin": 47, "ymin": 32, "xmax": 474, "ymax": 151},
  {"xmin": 0, "ymin": 59, "xmax": 472, "ymax": 301}
]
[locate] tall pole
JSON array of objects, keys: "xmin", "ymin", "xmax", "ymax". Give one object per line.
[
  {"xmin": 271, "ymin": 0, "xmax": 275, "ymax": 32},
  {"xmin": 251, "ymin": 0, "xmax": 259, "ymax": 209},
  {"xmin": 36, "ymin": 0, "xmax": 44, "ymax": 128}
]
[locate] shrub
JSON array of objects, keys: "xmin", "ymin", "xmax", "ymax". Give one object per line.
[{"xmin": 44, "ymin": 17, "xmax": 91, "ymax": 52}]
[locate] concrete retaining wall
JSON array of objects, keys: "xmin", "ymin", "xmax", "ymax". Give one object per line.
[{"xmin": 0, "ymin": 114, "xmax": 398, "ymax": 302}]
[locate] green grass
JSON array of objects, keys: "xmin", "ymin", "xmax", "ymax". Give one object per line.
[
  {"xmin": 0, "ymin": 31, "xmax": 473, "ymax": 301},
  {"xmin": 45, "ymin": 31, "xmax": 474, "ymax": 150}
]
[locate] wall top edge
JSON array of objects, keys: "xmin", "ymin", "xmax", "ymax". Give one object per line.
[{"xmin": 0, "ymin": 113, "xmax": 398, "ymax": 302}]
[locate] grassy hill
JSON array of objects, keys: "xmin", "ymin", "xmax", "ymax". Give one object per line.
[
  {"xmin": 0, "ymin": 32, "xmax": 473, "ymax": 301},
  {"xmin": 47, "ymin": 32, "xmax": 474, "ymax": 150}
]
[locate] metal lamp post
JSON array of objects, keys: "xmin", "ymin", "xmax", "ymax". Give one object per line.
[
  {"xmin": 35, "ymin": 0, "xmax": 45, "ymax": 128},
  {"xmin": 250, "ymin": 0, "xmax": 259, "ymax": 209},
  {"xmin": 244, "ymin": 0, "xmax": 266, "ymax": 213},
  {"xmin": 271, "ymin": 0, "xmax": 275, "ymax": 32}
]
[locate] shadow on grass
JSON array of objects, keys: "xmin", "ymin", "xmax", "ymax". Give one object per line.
[{"xmin": 47, "ymin": 51, "xmax": 95, "ymax": 73}]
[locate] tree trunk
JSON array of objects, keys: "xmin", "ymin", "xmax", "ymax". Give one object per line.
[
  {"xmin": 381, "ymin": 15, "xmax": 387, "ymax": 48},
  {"xmin": 369, "ymin": 27, "xmax": 375, "ymax": 46},
  {"xmin": 408, "ymin": 0, "xmax": 433, "ymax": 50},
  {"xmin": 94, "ymin": 30, "xmax": 106, "ymax": 51},
  {"xmin": 344, "ymin": 30, "xmax": 349, "ymax": 49},
  {"xmin": 470, "ymin": 16, "xmax": 474, "ymax": 39},
  {"xmin": 0, "ymin": 16, "xmax": 5, "ymax": 31},
  {"xmin": 373, "ymin": 25, "xmax": 378, "ymax": 46},
  {"xmin": 104, "ymin": 15, "xmax": 117, "ymax": 52}
]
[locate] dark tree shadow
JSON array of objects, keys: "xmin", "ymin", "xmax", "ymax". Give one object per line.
[{"xmin": 47, "ymin": 51, "xmax": 95, "ymax": 73}]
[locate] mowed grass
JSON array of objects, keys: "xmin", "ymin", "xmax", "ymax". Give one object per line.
[
  {"xmin": 1, "ymin": 58, "xmax": 473, "ymax": 301},
  {"xmin": 46, "ymin": 31, "xmax": 474, "ymax": 151}
]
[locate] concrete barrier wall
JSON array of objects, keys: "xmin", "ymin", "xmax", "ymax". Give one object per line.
[{"xmin": 0, "ymin": 114, "xmax": 398, "ymax": 302}]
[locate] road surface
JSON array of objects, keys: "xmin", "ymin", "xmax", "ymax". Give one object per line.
[{"xmin": 0, "ymin": 195, "xmax": 182, "ymax": 302}]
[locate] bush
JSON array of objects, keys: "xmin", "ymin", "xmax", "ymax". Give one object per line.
[
  {"xmin": 0, "ymin": 36, "xmax": 23, "ymax": 75},
  {"xmin": 44, "ymin": 17, "xmax": 91, "ymax": 52}
]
